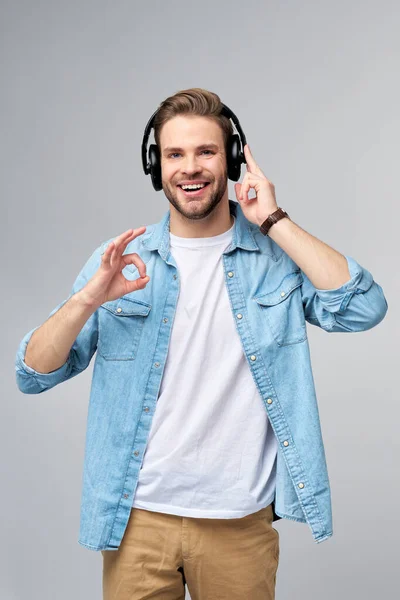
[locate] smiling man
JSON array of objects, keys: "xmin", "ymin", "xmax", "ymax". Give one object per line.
[{"xmin": 15, "ymin": 88, "xmax": 388, "ymax": 600}]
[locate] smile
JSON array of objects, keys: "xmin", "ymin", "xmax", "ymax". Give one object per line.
[{"xmin": 177, "ymin": 183, "xmax": 211, "ymax": 198}]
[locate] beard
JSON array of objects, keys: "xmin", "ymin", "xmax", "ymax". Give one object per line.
[{"xmin": 162, "ymin": 170, "xmax": 228, "ymax": 221}]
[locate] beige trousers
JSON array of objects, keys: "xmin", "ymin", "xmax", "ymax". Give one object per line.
[{"xmin": 102, "ymin": 502, "xmax": 280, "ymax": 599}]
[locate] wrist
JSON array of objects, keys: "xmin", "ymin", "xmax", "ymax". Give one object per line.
[
  {"xmin": 259, "ymin": 207, "xmax": 290, "ymax": 236},
  {"xmin": 258, "ymin": 207, "xmax": 278, "ymax": 228},
  {"xmin": 75, "ymin": 288, "xmax": 103, "ymax": 311}
]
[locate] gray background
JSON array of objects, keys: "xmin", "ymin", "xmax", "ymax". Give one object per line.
[{"xmin": 2, "ymin": 0, "xmax": 398, "ymax": 598}]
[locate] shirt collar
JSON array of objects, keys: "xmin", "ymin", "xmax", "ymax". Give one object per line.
[{"xmin": 141, "ymin": 199, "xmax": 260, "ymax": 260}]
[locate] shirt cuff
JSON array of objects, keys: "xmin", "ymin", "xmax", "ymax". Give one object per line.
[
  {"xmin": 15, "ymin": 326, "xmax": 71, "ymax": 392},
  {"xmin": 313, "ymin": 255, "xmax": 374, "ymax": 314}
]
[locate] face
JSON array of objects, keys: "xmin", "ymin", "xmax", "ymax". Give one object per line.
[{"xmin": 159, "ymin": 115, "xmax": 229, "ymax": 221}]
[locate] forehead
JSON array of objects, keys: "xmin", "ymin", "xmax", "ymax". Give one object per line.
[{"xmin": 159, "ymin": 115, "xmax": 224, "ymax": 149}]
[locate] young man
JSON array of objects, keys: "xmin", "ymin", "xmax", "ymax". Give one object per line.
[{"xmin": 15, "ymin": 88, "xmax": 388, "ymax": 600}]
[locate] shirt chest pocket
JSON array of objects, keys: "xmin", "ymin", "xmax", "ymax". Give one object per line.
[
  {"xmin": 254, "ymin": 270, "xmax": 307, "ymax": 346},
  {"xmin": 98, "ymin": 297, "xmax": 152, "ymax": 360}
]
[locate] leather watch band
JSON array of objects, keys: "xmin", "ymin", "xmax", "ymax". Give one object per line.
[{"xmin": 260, "ymin": 207, "xmax": 290, "ymax": 236}]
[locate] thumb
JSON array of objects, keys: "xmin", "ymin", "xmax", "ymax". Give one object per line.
[{"xmin": 127, "ymin": 275, "xmax": 150, "ymax": 293}]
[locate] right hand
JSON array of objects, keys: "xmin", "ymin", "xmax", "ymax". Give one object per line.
[{"xmin": 82, "ymin": 228, "xmax": 150, "ymax": 307}]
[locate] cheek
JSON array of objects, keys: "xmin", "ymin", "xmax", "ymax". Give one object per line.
[
  {"xmin": 161, "ymin": 167, "xmax": 175, "ymax": 183},
  {"xmin": 216, "ymin": 155, "xmax": 228, "ymax": 171}
]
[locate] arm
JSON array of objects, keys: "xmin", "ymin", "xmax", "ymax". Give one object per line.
[
  {"xmin": 15, "ymin": 227, "xmax": 150, "ymax": 394},
  {"xmin": 235, "ymin": 143, "xmax": 388, "ymax": 331},
  {"xmin": 15, "ymin": 245, "xmax": 102, "ymax": 394},
  {"xmin": 267, "ymin": 217, "xmax": 351, "ymax": 290},
  {"xmin": 267, "ymin": 218, "xmax": 388, "ymax": 332},
  {"xmin": 24, "ymin": 290, "xmax": 99, "ymax": 374}
]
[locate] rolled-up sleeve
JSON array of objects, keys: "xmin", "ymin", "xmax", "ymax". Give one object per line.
[
  {"xmin": 301, "ymin": 255, "xmax": 388, "ymax": 332},
  {"xmin": 15, "ymin": 245, "xmax": 102, "ymax": 394}
]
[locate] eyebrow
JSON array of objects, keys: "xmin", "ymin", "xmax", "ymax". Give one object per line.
[{"xmin": 162, "ymin": 143, "xmax": 220, "ymax": 155}]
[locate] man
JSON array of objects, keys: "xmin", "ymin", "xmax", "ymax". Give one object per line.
[{"xmin": 15, "ymin": 88, "xmax": 388, "ymax": 600}]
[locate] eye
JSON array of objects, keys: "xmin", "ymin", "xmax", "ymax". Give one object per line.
[{"xmin": 168, "ymin": 149, "xmax": 215, "ymax": 159}]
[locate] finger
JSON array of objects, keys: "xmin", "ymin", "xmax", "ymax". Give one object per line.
[
  {"xmin": 104, "ymin": 231, "xmax": 131, "ymax": 262},
  {"xmin": 242, "ymin": 180, "xmax": 257, "ymax": 202},
  {"xmin": 240, "ymin": 172, "xmax": 248, "ymax": 190},
  {"xmin": 113, "ymin": 226, "xmax": 147, "ymax": 261},
  {"xmin": 102, "ymin": 240, "xmax": 115, "ymax": 265},
  {"xmin": 121, "ymin": 252, "xmax": 147, "ymax": 278},
  {"xmin": 113, "ymin": 229, "xmax": 134, "ymax": 249},
  {"xmin": 241, "ymin": 172, "xmax": 260, "ymax": 200},
  {"xmin": 244, "ymin": 145, "xmax": 264, "ymax": 176},
  {"xmin": 113, "ymin": 228, "xmax": 136, "ymax": 252},
  {"xmin": 241, "ymin": 180, "xmax": 249, "ymax": 203},
  {"xmin": 234, "ymin": 182, "xmax": 241, "ymax": 201},
  {"xmin": 114, "ymin": 231, "xmax": 136, "ymax": 257},
  {"xmin": 239, "ymin": 173, "xmax": 251, "ymax": 202},
  {"xmin": 110, "ymin": 243, "xmax": 119, "ymax": 269},
  {"xmin": 126, "ymin": 274, "xmax": 150, "ymax": 293},
  {"xmin": 243, "ymin": 144, "xmax": 256, "ymax": 171},
  {"xmin": 102, "ymin": 232, "xmax": 132, "ymax": 271},
  {"xmin": 113, "ymin": 226, "xmax": 146, "ymax": 251}
]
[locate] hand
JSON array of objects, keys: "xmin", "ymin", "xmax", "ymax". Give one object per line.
[
  {"xmin": 234, "ymin": 144, "xmax": 278, "ymax": 227},
  {"xmin": 83, "ymin": 228, "xmax": 150, "ymax": 307}
]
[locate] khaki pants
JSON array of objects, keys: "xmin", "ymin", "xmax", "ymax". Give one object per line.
[{"xmin": 101, "ymin": 502, "xmax": 280, "ymax": 599}]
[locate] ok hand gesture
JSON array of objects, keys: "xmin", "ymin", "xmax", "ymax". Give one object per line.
[{"xmin": 83, "ymin": 228, "xmax": 150, "ymax": 307}]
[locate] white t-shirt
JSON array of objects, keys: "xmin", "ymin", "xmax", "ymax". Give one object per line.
[{"xmin": 133, "ymin": 215, "xmax": 277, "ymax": 518}]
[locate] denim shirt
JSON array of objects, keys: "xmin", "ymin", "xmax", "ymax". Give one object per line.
[{"xmin": 15, "ymin": 199, "xmax": 388, "ymax": 550}]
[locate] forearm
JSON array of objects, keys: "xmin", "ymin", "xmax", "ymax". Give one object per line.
[
  {"xmin": 24, "ymin": 290, "xmax": 100, "ymax": 374},
  {"xmin": 267, "ymin": 217, "xmax": 351, "ymax": 290}
]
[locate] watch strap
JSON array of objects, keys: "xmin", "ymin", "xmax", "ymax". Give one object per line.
[{"xmin": 260, "ymin": 207, "xmax": 290, "ymax": 236}]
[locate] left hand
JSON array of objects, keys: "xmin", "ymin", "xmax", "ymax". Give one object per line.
[{"xmin": 234, "ymin": 144, "xmax": 278, "ymax": 227}]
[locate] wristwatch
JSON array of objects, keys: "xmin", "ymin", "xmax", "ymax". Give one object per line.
[{"xmin": 260, "ymin": 207, "xmax": 290, "ymax": 236}]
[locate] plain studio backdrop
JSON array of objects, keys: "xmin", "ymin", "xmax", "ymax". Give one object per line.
[{"xmin": 2, "ymin": 1, "xmax": 398, "ymax": 598}]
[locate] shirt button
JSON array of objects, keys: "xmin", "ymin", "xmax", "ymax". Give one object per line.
[
  {"xmin": 144, "ymin": 407, "xmax": 149, "ymax": 412},
  {"xmin": 173, "ymin": 274, "xmax": 177, "ymax": 280},
  {"xmin": 283, "ymin": 440, "xmax": 289, "ymax": 447},
  {"xmin": 228, "ymin": 271, "xmax": 234, "ymax": 277},
  {"xmin": 250, "ymin": 355, "xmax": 256, "ymax": 361},
  {"xmin": 123, "ymin": 493, "xmax": 129, "ymax": 499},
  {"xmin": 267, "ymin": 398, "xmax": 273, "ymax": 404},
  {"xmin": 134, "ymin": 450, "xmax": 139, "ymax": 456},
  {"xmin": 117, "ymin": 307, "xmax": 122, "ymax": 313},
  {"xmin": 237, "ymin": 313, "xmax": 243, "ymax": 319},
  {"xmin": 163, "ymin": 318, "xmax": 168, "ymax": 323},
  {"xmin": 280, "ymin": 291, "xmax": 286, "ymax": 297},
  {"xmin": 298, "ymin": 482, "xmax": 304, "ymax": 489},
  {"xmin": 154, "ymin": 362, "xmax": 160, "ymax": 368}
]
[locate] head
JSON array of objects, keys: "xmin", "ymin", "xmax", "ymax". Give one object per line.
[{"xmin": 154, "ymin": 88, "xmax": 234, "ymax": 223}]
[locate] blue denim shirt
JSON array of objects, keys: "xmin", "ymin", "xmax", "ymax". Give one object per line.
[{"xmin": 15, "ymin": 200, "xmax": 388, "ymax": 550}]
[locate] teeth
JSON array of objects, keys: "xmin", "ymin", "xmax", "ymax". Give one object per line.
[{"xmin": 181, "ymin": 183, "xmax": 206, "ymax": 190}]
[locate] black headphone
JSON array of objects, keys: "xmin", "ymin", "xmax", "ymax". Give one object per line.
[{"xmin": 141, "ymin": 103, "xmax": 247, "ymax": 191}]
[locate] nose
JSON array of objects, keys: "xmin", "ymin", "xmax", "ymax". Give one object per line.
[{"xmin": 181, "ymin": 154, "xmax": 202, "ymax": 175}]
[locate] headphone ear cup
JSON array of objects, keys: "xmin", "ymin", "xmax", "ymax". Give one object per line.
[
  {"xmin": 148, "ymin": 144, "xmax": 162, "ymax": 191},
  {"xmin": 227, "ymin": 134, "xmax": 242, "ymax": 182}
]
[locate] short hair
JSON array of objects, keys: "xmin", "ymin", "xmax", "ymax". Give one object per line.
[{"xmin": 153, "ymin": 87, "xmax": 233, "ymax": 156}]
